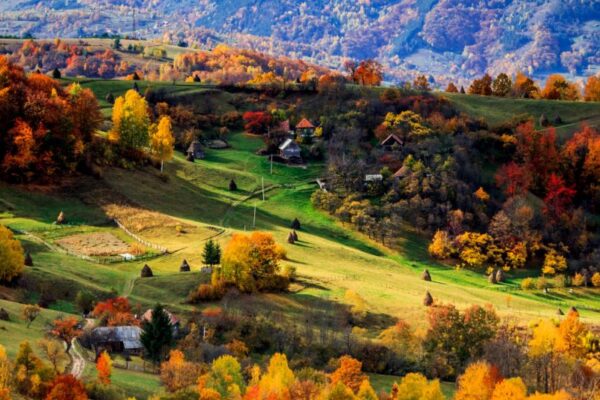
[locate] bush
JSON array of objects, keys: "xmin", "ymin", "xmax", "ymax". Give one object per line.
[
  {"xmin": 282, "ymin": 265, "xmax": 297, "ymax": 281},
  {"xmin": 536, "ymin": 277, "xmax": 549, "ymax": 290},
  {"xmin": 521, "ymin": 277, "xmax": 534, "ymax": 290},
  {"xmin": 573, "ymin": 273, "xmax": 585, "ymax": 287},
  {"xmin": 189, "ymin": 282, "xmax": 225, "ymax": 303},
  {"xmin": 592, "ymin": 272, "xmax": 600, "ymax": 287},
  {"xmin": 553, "ymin": 275, "xmax": 567, "ymax": 288},
  {"xmin": 85, "ymin": 383, "xmax": 126, "ymax": 400}
]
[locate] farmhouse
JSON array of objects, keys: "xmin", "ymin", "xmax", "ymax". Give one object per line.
[
  {"xmin": 295, "ymin": 118, "xmax": 316, "ymax": 143},
  {"xmin": 90, "ymin": 326, "xmax": 143, "ymax": 355},
  {"xmin": 279, "ymin": 138, "xmax": 302, "ymax": 163},
  {"xmin": 380, "ymin": 134, "xmax": 403, "ymax": 151},
  {"xmin": 187, "ymin": 140, "xmax": 205, "ymax": 160}
]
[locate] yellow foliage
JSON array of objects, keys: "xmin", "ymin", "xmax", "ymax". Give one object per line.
[
  {"xmin": 0, "ymin": 225, "xmax": 25, "ymax": 283},
  {"xmin": 474, "ymin": 187, "xmax": 490, "ymax": 202},
  {"xmin": 0, "ymin": 345, "xmax": 12, "ymax": 394},
  {"xmin": 529, "ymin": 320, "xmax": 559, "ymax": 357},
  {"xmin": 455, "ymin": 361, "xmax": 500, "ymax": 400},
  {"xmin": 542, "ymin": 250, "xmax": 567, "ymax": 276},
  {"xmin": 257, "ymin": 353, "xmax": 295, "ymax": 399},
  {"xmin": 394, "ymin": 373, "xmax": 445, "ymax": 400},
  {"xmin": 150, "ymin": 115, "xmax": 175, "ymax": 170},
  {"xmin": 428, "ymin": 230, "xmax": 455, "ymax": 259},
  {"xmin": 110, "ymin": 89, "xmax": 150, "ymax": 149},
  {"xmin": 491, "ymin": 378, "xmax": 527, "ymax": 400}
]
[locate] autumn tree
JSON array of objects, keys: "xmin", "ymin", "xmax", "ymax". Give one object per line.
[
  {"xmin": 543, "ymin": 174, "xmax": 575, "ymax": 221},
  {"xmin": 541, "ymin": 74, "xmax": 580, "ymax": 100},
  {"xmin": 50, "ymin": 317, "xmax": 82, "ymax": 353},
  {"xmin": 0, "ymin": 345, "xmax": 12, "ymax": 399},
  {"xmin": 455, "ymin": 361, "xmax": 501, "ymax": 400},
  {"xmin": 469, "ymin": 74, "xmax": 492, "ymax": 96},
  {"xmin": 253, "ymin": 353, "xmax": 296, "ymax": 399},
  {"xmin": 160, "ymin": 349, "xmax": 203, "ymax": 392},
  {"xmin": 46, "ymin": 374, "xmax": 88, "ymax": 400},
  {"xmin": 22, "ymin": 304, "xmax": 41, "ymax": 328},
  {"xmin": 394, "ymin": 373, "xmax": 445, "ymax": 400},
  {"xmin": 491, "ymin": 378, "xmax": 527, "ymax": 400},
  {"xmin": 445, "ymin": 82, "xmax": 458, "ymax": 93},
  {"xmin": 150, "ymin": 115, "xmax": 174, "ymax": 172},
  {"xmin": 492, "ymin": 73, "xmax": 512, "ymax": 97},
  {"xmin": 140, "ymin": 303, "xmax": 174, "ymax": 364},
  {"xmin": 96, "ymin": 351, "xmax": 112, "ymax": 385},
  {"xmin": 495, "ymin": 162, "xmax": 532, "ymax": 198},
  {"xmin": 353, "ymin": 60, "xmax": 383, "ymax": 86},
  {"xmin": 0, "ymin": 225, "xmax": 25, "ymax": 283},
  {"xmin": 242, "ymin": 111, "xmax": 272, "ymax": 135},
  {"xmin": 38, "ymin": 338, "xmax": 69, "ymax": 374},
  {"xmin": 92, "ymin": 297, "xmax": 136, "ymax": 326},
  {"xmin": 513, "ymin": 72, "xmax": 539, "ymax": 98},
  {"xmin": 198, "ymin": 355, "xmax": 245, "ymax": 399},
  {"xmin": 414, "ymin": 75, "xmax": 430, "ymax": 91},
  {"xmin": 218, "ymin": 232, "xmax": 287, "ymax": 292},
  {"xmin": 584, "ymin": 75, "xmax": 600, "ymax": 101},
  {"xmin": 330, "ymin": 356, "xmax": 366, "ymax": 394},
  {"xmin": 428, "ymin": 230, "xmax": 455, "ymax": 259},
  {"xmin": 110, "ymin": 89, "xmax": 150, "ymax": 150}
]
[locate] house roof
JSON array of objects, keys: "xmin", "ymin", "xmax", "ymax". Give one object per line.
[
  {"xmin": 187, "ymin": 140, "xmax": 203, "ymax": 153},
  {"xmin": 142, "ymin": 309, "xmax": 180, "ymax": 326},
  {"xmin": 91, "ymin": 326, "xmax": 143, "ymax": 350},
  {"xmin": 393, "ymin": 166, "xmax": 408, "ymax": 178},
  {"xmin": 380, "ymin": 134, "xmax": 403, "ymax": 146},
  {"xmin": 279, "ymin": 138, "xmax": 300, "ymax": 151},
  {"xmin": 296, "ymin": 118, "xmax": 315, "ymax": 129},
  {"xmin": 365, "ymin": 174, "xmax": 383, "ymax": 182},
  {"xmin": 278, "ymin": 120, "xmax": 291, "ymax": 132}
]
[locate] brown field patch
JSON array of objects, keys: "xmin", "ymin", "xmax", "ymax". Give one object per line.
[{"xmin": 55, "ymin": 232, "xmax": 132, "ymax": 256}]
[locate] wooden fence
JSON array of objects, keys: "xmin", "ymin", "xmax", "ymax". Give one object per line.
[{"xmin": 113, "ymin": 218, "xmax": 168, "ymax": 254}]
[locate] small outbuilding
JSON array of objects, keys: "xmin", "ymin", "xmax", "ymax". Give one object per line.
[
  {"xmin": 295, "ymin": 118, "xmax": 315, "ymax": 142},
  {"xmin": 279, "ymin": 139, "xmax": 302, "ymax": 163},
  {"xmin": 187, "ymin": 140, "xmax": 205, "ymax": 160}
]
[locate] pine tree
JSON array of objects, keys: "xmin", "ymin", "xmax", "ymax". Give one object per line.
[
  {"xmin": 105, "ymin": 92, "xmax": 115, "ymax": 104},
  {"xmin": 140, "ymin": 304, "xmax": 173, "ymax": 364},
  {"xmin": 52, "ymin": 68, "xmax": 61, "ymax": 79},
  {"xmin": 229, "ymin": 179, "xmax": 237, "ymax": 191},
  {"xmin": 203, "ymin": 240, "xmax": 215, "ymax": 267}
]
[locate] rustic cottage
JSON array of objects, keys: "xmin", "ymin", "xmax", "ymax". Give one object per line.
[
  {"xmin": 90, "ymin": 326, "xmax": 143, "ymax": 355},
  {"xmin": 187, "ymin": 140, "xmax": 205, "ymax": 160},
  {"xmin": 295, "ymin": 118, "xmax": 316, "ymax": 142},
  {"xmin": 380, "ymin": 134, "xmax": 403, "ymax": 151},
  {"xmin": 279, "ymin": 138, "xmax": 302, "ymax": 163}
]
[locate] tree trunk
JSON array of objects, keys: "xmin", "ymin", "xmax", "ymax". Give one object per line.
[{"xmin": 160, "ymin": 160, "xmax": 164, "ymax": 173}]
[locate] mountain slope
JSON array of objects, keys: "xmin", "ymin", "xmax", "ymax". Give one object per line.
[{"xmin": 1, "ymin": 0, "xmax": 599, "ymax": 84}]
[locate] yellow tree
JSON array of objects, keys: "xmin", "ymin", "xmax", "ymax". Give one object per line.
[
  {"xmin": 96, "ymin": 351, "xmax": 112, "ymax": 385},
  {"xmin": 256, "ymin": 353, "xmax": 296, "ymax": 399},
  {"xmin": 491, "ymin": 378, "xmax": 527, "ymax": 400},
  {"xmin": 455, "ymin": 361, "xmax": 501, "ymax": 400},
  {"xmin": 110, "ymin": 89, "xmax": 150, "ymax": 150},
  {"xmin": 356, "ymin": 380, "xmax": 378, "ymax": 400},
  {"xmin": 0, "ymin": 225, "xmax": 25, "ymax": 283},
  {"xmin": 330, "ymin": 356, "xmax": 366, "ymax": 394},
  {"xmin": 150, "ymin": 115, "xmax": 175, "ymax": 172},
  {"xmin": 160, "ymin": 349, "xmax": 203, "ymax": 392},
  {"xmin": 0, "ymin": 345, "xmax": 12, "ymax": 399},
  {"xmin": 38, "ymin": 339, "xmax": 69, "ymax": 374},
  {"xmin": 556, "ymin": 309, "xmax": 587, "ymax": 358},
  {"xmin": 529, "ymin": 320, "xmax": 560, "ymax": 393},
  {"xmin": 394, "ymin": 373, "xmax": 445, "ymax": 400},
  {"xmin": 584, "ymin": 75, "xmax": 600, "ymax": 101}
]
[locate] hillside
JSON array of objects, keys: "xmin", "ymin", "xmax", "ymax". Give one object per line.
[{"xmin": 1, "ymin": 1, "xmax": 599, "ymax": 84}]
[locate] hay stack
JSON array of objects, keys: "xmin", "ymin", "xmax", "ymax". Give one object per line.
[
  {"xmin": 495, "ymin": 269, "xmax": 505, "ymax": 283},
  {"xmin": 488, "ymin": 272, "xmax": 497, "ymax": 284},
  {"xmin": 56, "ymin": 211, "xmax": 66, "ymax": 225},
  {"xmin": 291, "ymin": 218, "xmax": 301, "ymax": 230},
  {"xmin": 24, "ymin": 252, "xmax": 33, "ymax": 267},
  {"xmin": 423, "ymin": 291, "xmax": 434, "ymax": 307},
  {"xmin": 0, "ymin": 308, "xmax": 9, "ymax": 321},
  {"xmin": 422, "ymin": 269, "xmax": 431, "ymax": 282},
  {"xmin": 180, "ymin": 259, "xmax": 191, "ymax": 272},
  {"xmin": 292, "ymin": 230, "xmax": 298, "ymax": 241},
  {"xmin": 287, "ymin": 232, "xmax": 295, "ymax": 244},
  {"xmin": 141, "ymin": 264, "xmax": 153, "ymax": 278},
  {"xmin": 229, "ymin": 179, "xmax": 238, "ymax": 191}
]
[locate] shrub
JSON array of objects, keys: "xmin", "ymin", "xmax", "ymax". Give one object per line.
[
  {"xmin": 521, "ymin": 277, "xmax": 534, "ymax": 290},
  {"xmin": 282, "ymin": 265, "xmax": 297, "ymax": 281},
  {"xmin": 189, "ymin": 282, "xmax": 225, "ymax": 303},
  {"xmin": 553, "ymin": 274, "xmax": 567, "ymax": 288},
  {"xmin": 573, "ymin": 273, "xmax": 585, "ymax": 287},
  {"xmin": 536, "ymin": 277, "xmax": 549, "ymax": 290},
  {"xmin": 592, "ymin": 272, "xmax": 600, "ymax": 288}
]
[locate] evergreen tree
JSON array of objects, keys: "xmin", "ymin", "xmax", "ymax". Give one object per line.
[
  {"xmin": 113, "ymin": 37, "xmax": 121, "ymax": 50},
  {"xmin": 140, "ymin": 304, "xmax": 173, "ymax": 364},
  {"xmin": 106, "ymin": 92, "xmax": 115, "ymax": 104},
  {"xmin": 52, "ymin": 68, "xmax": 61, "ymax": 79},
  {"xmin": 202, "ymin": 240, "xmax": 222, "ymax": 266}
]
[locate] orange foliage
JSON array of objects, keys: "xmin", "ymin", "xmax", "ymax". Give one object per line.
[
  {"xmin": 584, "ymin": 75, "xmax": 600, "ymax": 101},
  {"xmin": 353, "ymin": 60, "xmax": 383, "ymax": 86},
  {"xmin": 50, "ymin": 317, "xmax": 82, "ymax": 353},
  {"xmin": 330, "ymin": 355, "xmax": 366, "ymax": 394},
  {"xmin": 455, "ymin": 361, "xmax": 502, "ymax": 400},
  {"xmin": 96, "ymin": 351, "xmax": 112, "ymax": 385},
  {"xmin": 92, "ymin": 297, "xmax": 137, "ymax": 326},
  {"xmin": 45, "ymin": 374, "xmax": 88, "ymax": 400}
]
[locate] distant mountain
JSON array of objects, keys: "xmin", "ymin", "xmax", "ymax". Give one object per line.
[{"xmin": 1, "ymin": 0, "xmax": 599, "ymax": 85}]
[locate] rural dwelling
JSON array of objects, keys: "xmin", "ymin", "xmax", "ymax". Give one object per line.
[
  {"xmin": 279, "ymin": 138, "xmax": 302, "ymax": 163},
  {"xmin": 90, "ymin": 326, "xmax": 143, "ymax": 355},
  {"xmin": 364, "ymin": 174, "xmax": 383, "ymax": 183},
  {"xmin": 380, "ymin": 134, "xmax": 403, "ymax": 151},
  {"xmin": 187, "ymin": 140, "xmax": 205, "ymax": 160},
  {"xmin": 141, "ymin": 308, "xmax": 180, "ymax": 336},
  {"xmin": 295, "ymin": 118, "xmax": 316, "ymax": 143}
]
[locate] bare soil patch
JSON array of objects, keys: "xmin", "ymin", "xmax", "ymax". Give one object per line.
[{"xmin": 56, "ymin": 232, "xmax": 131, "ymax": 256}]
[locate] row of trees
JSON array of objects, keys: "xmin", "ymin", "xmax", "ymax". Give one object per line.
[{"xmin": 449, "ymin": 72, "xmax": 600, "ymax": 101}]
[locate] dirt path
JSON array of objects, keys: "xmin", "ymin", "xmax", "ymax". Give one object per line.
[{"xmin": 70, "ymin": 318, "xmax": 94, "ymax": 378}]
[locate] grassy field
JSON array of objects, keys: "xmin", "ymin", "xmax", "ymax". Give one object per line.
[{"xmin": 442, "ymin": 92, "xmax": 600, "ymax": 139}]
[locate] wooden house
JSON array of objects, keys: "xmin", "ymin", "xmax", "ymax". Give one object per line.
[
  {"xmin": 187, "ymin": 140, "xmax": 205, "ymax": 160},
  {"xmin": 90, "ymin": 326, "xmax": 143, "ymax": 355},
  {"xmin": 380, "ymin": 134, "xmax": 403, "ymax": 151},
  {"xmin": 279, "ymin": 138, "xmax": 302, "ymax": 163},
  {"xmin": 295, "ymin": 118, "xmax": 316, "ymax": 143}
]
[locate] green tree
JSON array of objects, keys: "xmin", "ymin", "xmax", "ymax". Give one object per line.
[
  {"xmin": 492, "ymin": 73, "xmax": 512, "ymax": 97},
  {"xmin": 202, "ymin": 239, "xmax": 221, "ymax": 267},
  {"xmin": 140, "ymin": 304, "xmax": 174, "ymax": 364},
  {"xmin": 198, "ymin": 355, "xmax": 245, "ymax": 398}
]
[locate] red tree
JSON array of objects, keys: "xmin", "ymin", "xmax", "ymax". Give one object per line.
[
  {"xmin": 242, "ymin": 111, "xmax": 272, "ymax": 135},
  {"xmin": 92, "ymin": 297, "xmax": 137, "ymax": 326},
  {"xmin": 516, "ymin": 122, "xmax": 559, "ymax": 187},
  {"xmin": 543, "ymin": 173, "xmax": 576, "ymax": 221},
  {"xmin": 51, "ymin": 317, "xmax": 82, "ymax": 353},
  {"xmin": 495, "ymin": 162, "xmax": 532, "ymax": 198},
  {"xmin": 45, "ymin": 374, "xmax": 88, "ymax": 400}
]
